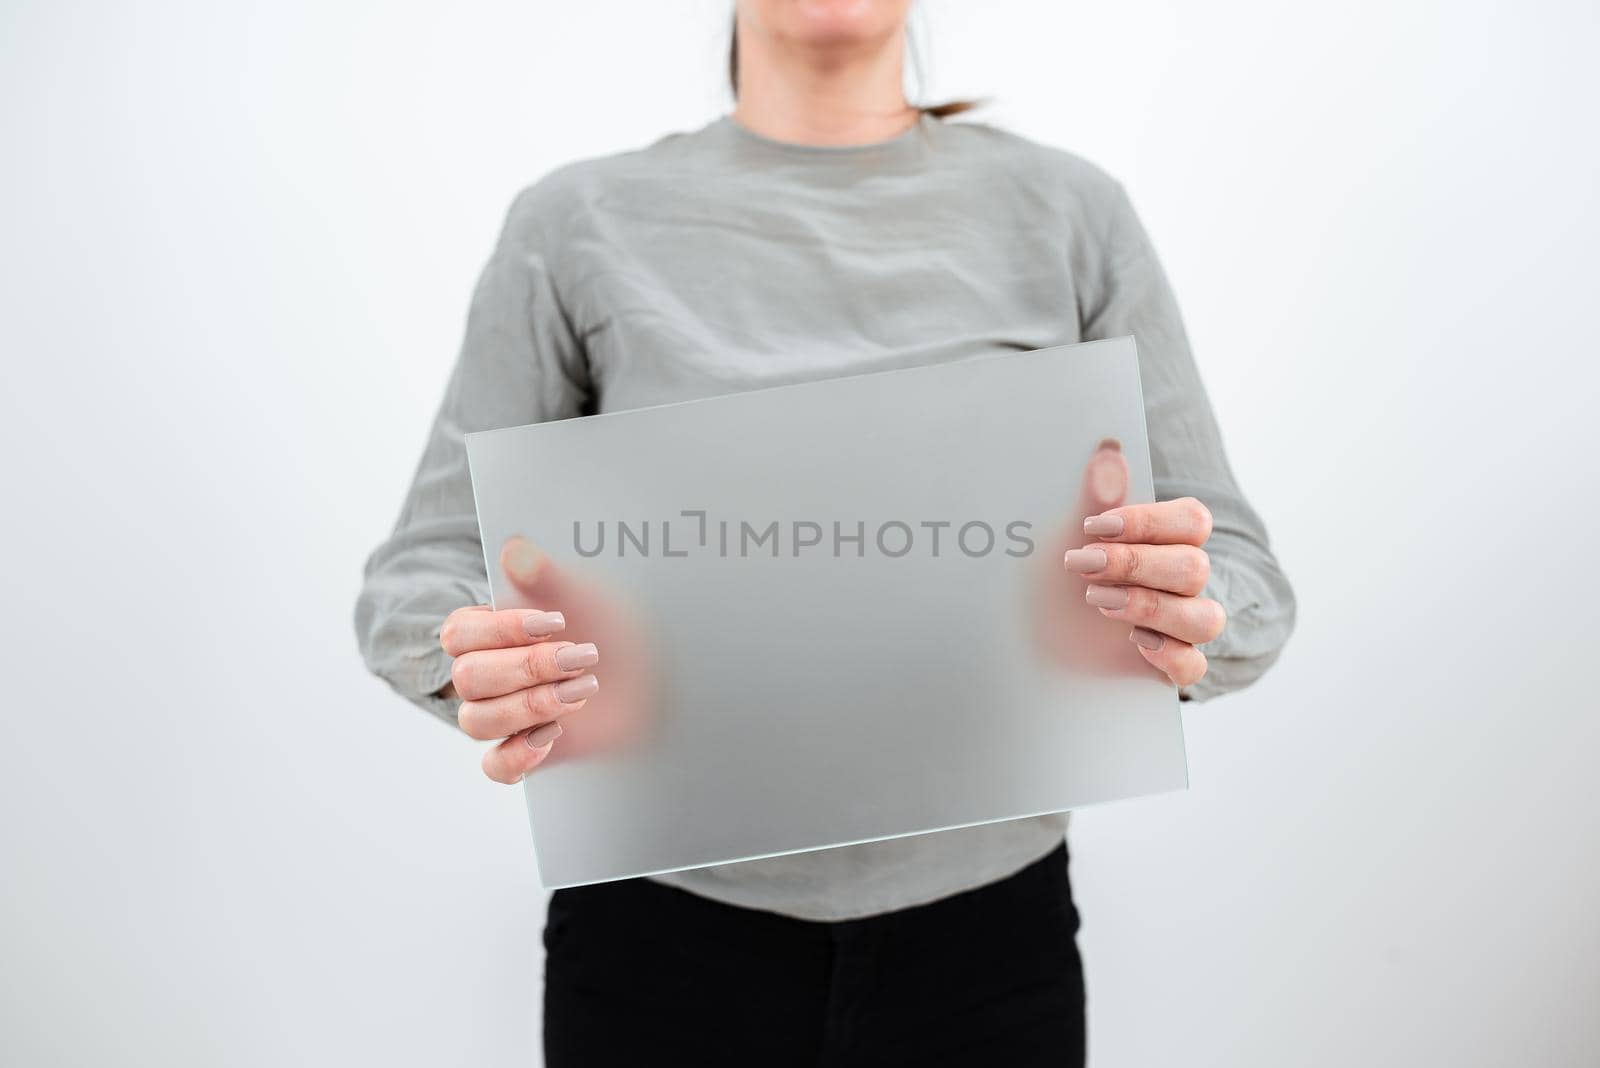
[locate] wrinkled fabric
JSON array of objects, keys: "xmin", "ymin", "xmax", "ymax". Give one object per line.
[{"xmin": 355, "ymin": 113, "xmax": 1296, "ymax": 920}]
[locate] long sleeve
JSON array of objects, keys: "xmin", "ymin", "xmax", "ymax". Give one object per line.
[
  {"xmin": 354, "ymin": 186, "xmax": 590, "ymax": 727},
  {"xmin": 1079, "ymin": 183, "xmax": 1296, "ymax": 701}
]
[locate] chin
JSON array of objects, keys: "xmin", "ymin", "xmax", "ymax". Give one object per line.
[{"xmin": 756, "ymin": 0, "xmax": 911, "ymax": 48}]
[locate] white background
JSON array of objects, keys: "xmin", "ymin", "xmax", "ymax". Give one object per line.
[{"xmin": 2, "ymin": 1, "xmax": 1597, "ymax": 1064}]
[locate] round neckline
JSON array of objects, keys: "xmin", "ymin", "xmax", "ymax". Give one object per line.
[{"xmin": 711, "ymin": 112, "xmax": 934, "ymax": 161}]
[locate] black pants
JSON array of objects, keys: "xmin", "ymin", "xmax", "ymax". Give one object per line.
[{"xmin": 543, "ymin": 843, "xmax": 1086, "ymax": 1067}]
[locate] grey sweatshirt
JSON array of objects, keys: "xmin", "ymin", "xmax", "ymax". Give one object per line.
[{"xmin": 355, "ymin": 112, "xmax": 1296, "ymax": 921}]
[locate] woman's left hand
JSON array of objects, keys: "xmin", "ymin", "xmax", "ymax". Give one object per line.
[{"xmin": 1064, "ymin": 497, "xmax": 1226, "ymax": 691}]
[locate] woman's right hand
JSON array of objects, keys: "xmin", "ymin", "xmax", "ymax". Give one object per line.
[{"xmin": 439, "ymin": 600, "xmax": 600, "ymax": 785}]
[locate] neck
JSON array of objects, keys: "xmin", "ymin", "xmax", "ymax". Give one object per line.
[{"xmin": 731, "ymin": 21, "xmax": 917, "ymax": 146}]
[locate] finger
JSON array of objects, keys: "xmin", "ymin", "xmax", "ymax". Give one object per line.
[
  {"xmin": 456, "ymin": 673, "xmax": 599, "ymax": 741},
  {"xmin": 1063, "ymin": 543, "xmax": 1210, "ymax": 596},
  {"xmin": 1128, "ymin": 627, "xmax": 1209, "ymax": 688},
  {"xmin": 502, "ymin": 536, "xmax": 564, "ymax": 602},
  {"xmin": 499, "ymin": 535, "xmax": 591, "ymax": 617},
  {"xmin": 483, "ymin": 721, "xmax": 564, "ymax": 784},
  {"xmin": 1075, "ymin": 437, "xmax": 1130, "ymax": 518},
  {"xmin": 451, "ymin": 641, "xmax": 599, "ymax": 701},
  {"xmin": 439, "ymin": 605, "xmax": 566, "ymax": 656},
  {"xmin": 1082, "ymin": 586, "xmax": 1226, "ymax": 646},
  {"xmin": 1082, "ymin": 497, "xmax": 1212, "ymax": 547}
]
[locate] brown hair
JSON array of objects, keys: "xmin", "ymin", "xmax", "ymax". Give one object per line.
[{"xmin": 727, "ymin": 19, "xmax": 982, "ymax": 120}]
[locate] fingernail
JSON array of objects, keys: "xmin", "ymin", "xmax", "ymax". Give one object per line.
[
  {"xmin": 1085, "ymin": 584, "xmax": 1130, "ymax": 609},
  {"xmin": 1064, "ymin": 548, "xmax": 1108, "ymax": 573},
  {"xmin": 1095, "ymin": 437, "xmax": 1122, "ymax": 453},
  {"xmin": 555, "ymin": 642, "xmax": 599, "ymax": 671},
  {"xmin": 1083, "ymin": 513, "xmax": 1125, "ymax": 537},
  {"xmin": 555, "ymin": 673, "xmax": 599, "ymax": 704},
  {"xmin": 525, "ymin": 721, "xmax": 563, "ymax": 750},
  {"xmin": 1129, "ymin": 626, "xmax": 1165, "ymax": 650},
  {"xmin": 504, "ymin": 539, "xmax": 542, "ymax": 578},
  {"xmin": 524, "ymin": 611, "xmax": 566, "ymax": 637}
]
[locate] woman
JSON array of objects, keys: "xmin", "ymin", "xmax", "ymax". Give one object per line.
[{"xmin": 356, "ymin": 2, "xmax": 1296, "ymax": 1064}]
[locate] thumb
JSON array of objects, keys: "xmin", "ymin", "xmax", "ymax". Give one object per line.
[
  {"xmin": 1076, "ymin": 437, "xmax": 1130, "ymax": 519},
  {"xmin": 499, "ymin": 535, "xmax": 563, "ymax": 606}
]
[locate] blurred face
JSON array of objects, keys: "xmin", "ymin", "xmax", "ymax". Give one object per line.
[{"xmin": 735, "ymin": 0, "xmax": 914, "ymax": 53}]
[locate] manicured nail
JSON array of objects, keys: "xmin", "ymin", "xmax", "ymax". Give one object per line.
[
  {"xmin": 1064, "ymin": 548, "xmax": 1108, "ymax": 573},
  {"xmin": 555, "ymin": 642, "xmax": 599, "ymax": 671},
  {"xmin": 1085, "ymin": 584, "xmax": 1130, "ymax": 609},
  {"xmin": 555, "ymin": 673, "xmax": 599, "ymax": 704},
  {"xmin": 524, "ymin": 611, "xmax": 566, "ymax": 637},
  {"xmin": 1083, "ymin": 513, "xmax": 1125, "ymax": 537},
  {"xmin": 504, "ymin": 539, "xmax": 542, "ymax": 578},
  {"xmin": 1129, "ymin": 627, "xmax": 1165, "ymax": 651},
  {"xmin": 525, "ymin": 721, "xmax": 563, "ymax": 750}
]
